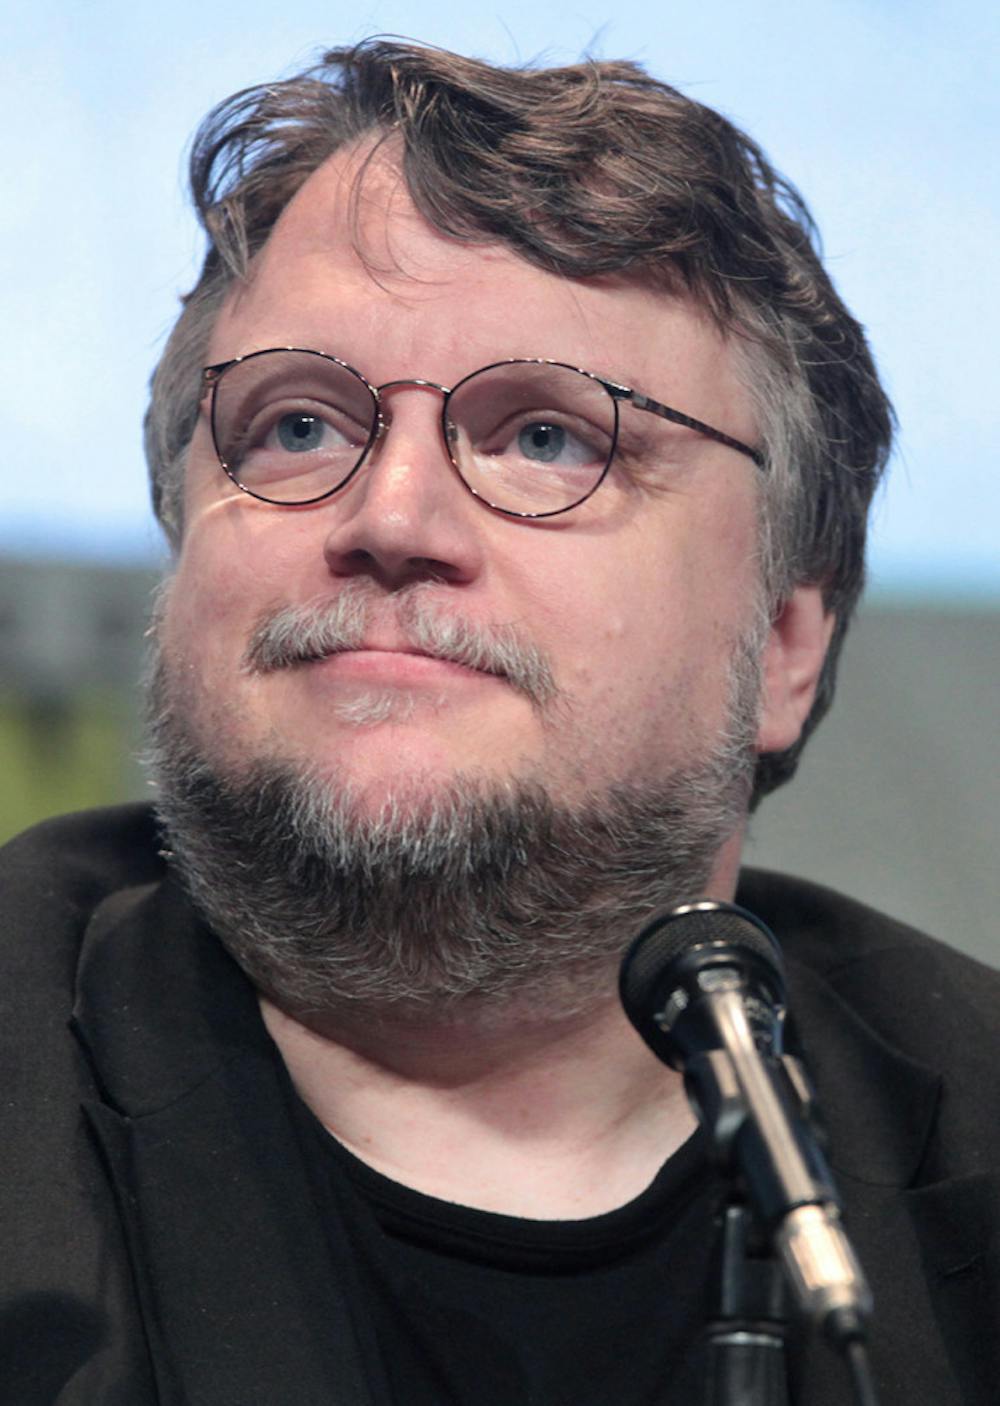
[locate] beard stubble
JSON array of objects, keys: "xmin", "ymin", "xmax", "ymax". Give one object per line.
[{"xmin": 144, "ymin": 579, "xmax": 764, "ymax": 1027}]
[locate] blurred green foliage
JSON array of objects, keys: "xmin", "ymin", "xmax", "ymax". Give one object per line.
[{"xmin": 0, "ymin": 691, "xmax": 144, "ymax": 845}]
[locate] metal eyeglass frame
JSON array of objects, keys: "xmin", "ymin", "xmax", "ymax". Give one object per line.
[{"xmin": 201, "ymin": 348, "xmax": 766, "ymax": 520}]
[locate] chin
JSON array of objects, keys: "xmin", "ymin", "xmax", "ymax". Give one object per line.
[{"xmin": 310, "ymin": 759, "xmax": 517, "ymax": 825}]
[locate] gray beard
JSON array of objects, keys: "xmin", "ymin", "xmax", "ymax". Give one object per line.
[{"xmin": 144, "ymin": 594, "xmax": 762, "ymax": 1026}]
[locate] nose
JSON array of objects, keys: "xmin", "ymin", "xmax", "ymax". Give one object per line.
[{"xmin": 321, "ymin": 380, "xmax": 485, "ymax": 590}]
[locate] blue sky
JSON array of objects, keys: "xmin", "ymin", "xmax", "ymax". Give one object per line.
[{"xmin": 2, "ymin": 0, "xmax": 997, "ymax": 598}]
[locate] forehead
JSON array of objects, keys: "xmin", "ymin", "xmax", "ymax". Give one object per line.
[{"xmin": 208, "ymin": 143, "xmax": 751, "ymax": 436}]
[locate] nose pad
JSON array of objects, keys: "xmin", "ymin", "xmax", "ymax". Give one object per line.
[
  {"xmin": 443, "ymin": 404, "xmax": 465, "ymax": 464},
  {"xmin": 372, "ymin": 407, "xmax": 392, "ymax": 446}
]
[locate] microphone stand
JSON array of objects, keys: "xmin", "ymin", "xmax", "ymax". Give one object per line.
[
  {"xmin": 704, "ymin": 1201, "xmax": 789, "ymax": 1406},
  {"xmin": 689, "ymin": 1033, "xmax": 827, "ymax": 1404},
  {"xmin": 620, "ymin": 904, "xmax": 876, "ymax": 1404}
]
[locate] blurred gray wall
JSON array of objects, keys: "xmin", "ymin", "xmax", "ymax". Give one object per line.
[
  {"xmin": 0, "ymin": 557, "xmax": 156, "ymax": 704},
  {"xmin": 2, "ymin": 558, "xmax": 997, "ymax": 965},
  {"xmin": 747, "ymin": 606, "xmax": 999, "ymax": 966}
]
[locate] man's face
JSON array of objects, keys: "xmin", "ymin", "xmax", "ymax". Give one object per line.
[{"xmin": 161, "ymin": 146, "xmax": 766, "ymax": 843}]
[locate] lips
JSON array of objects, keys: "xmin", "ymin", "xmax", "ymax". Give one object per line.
[
  {"xmin": 309, "ymin": 641, "xmax": 502, "ymax": 680},
  {"xmin": 298, "ymin": 647, "xmax": 505, "ymax": 703}
]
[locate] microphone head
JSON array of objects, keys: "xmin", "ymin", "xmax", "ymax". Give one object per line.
[{"xmin": 619, "ymin": 901, "xmax": 785, "ymax": 1064}]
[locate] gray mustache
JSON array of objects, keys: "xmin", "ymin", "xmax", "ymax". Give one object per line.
[{"xmin": 242, "ymin": 584, "xmax": 557, "ymax": 707}]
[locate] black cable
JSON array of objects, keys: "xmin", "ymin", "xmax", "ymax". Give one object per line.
[{"xmin": 843, "ymin": 1337, "xmax": 880, "ymax": 1406}]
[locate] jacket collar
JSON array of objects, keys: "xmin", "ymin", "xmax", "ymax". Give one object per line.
[
  {"xmin": 740, "ymin": 869, "xmax": 1000, "ymax": 1397},
  {"xmin": 72, "ymin": 871, "xmax": 376, "ymax": 1406},
  {"xmin": 72, "ymin": 871, "xmax": 266, "ymax": 1115},
  {"xmin": 780, "ymin": 959, "xmax": 993, "ymax": 1401}
]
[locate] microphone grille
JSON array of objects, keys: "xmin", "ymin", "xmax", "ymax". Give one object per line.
[{"xmin": 619, "ymin": 901, "xmax": 782, "ymax": 1026}]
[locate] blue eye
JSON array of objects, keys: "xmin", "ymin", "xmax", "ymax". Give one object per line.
[
  {"xmin": 276, "ymin": 413, "xmax": 326, "ymax": 452},
  {"xmin": 518, "ymin": 423, "xmax": 565, "ymax": 463},
  {"xmin": 510, "ymin": 420, "xmax": 594, "ymax": 468}
]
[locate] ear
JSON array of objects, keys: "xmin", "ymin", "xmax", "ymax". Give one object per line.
[{"xmin": 755, "ymin": 586, "xmax": 836, "ymax": 755}]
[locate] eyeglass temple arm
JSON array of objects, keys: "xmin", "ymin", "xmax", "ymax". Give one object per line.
[{"xmin": 607, "ymin": 384, "xmax": 765, "ymax": 469}]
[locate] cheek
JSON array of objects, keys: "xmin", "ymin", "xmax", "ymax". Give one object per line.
[
  {"xmin": 166, "ymin": 537, "xmax": 244, "ymax": 670},
  {"xmin": 528, "ymin": 548, "xmax": 702, "ymax": 767},
  {"xmin": 537, "ymin": 489, "xmax": 761, "ymax": 746},
  {"xmin": 169, "ymin": 495, "xmax": 325, "ymax": 646},
  {"xmin": 160, "ymin": 508, "xmax": 308, "ymax": 729},
  {"xmin": 158, "ymin": 561, "xmax": 238, "ymax": 740}
]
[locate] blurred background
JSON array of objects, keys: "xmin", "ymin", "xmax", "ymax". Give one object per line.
[{"xmin": 2, "ymin": 1, "xmax": 997, "ymax": 960}]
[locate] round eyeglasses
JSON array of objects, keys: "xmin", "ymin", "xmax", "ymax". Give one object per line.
[{"xmin": 201, "ymin": 348, "xmax": 765, "ymax": 520}]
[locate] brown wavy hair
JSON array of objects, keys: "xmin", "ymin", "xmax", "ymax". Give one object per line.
[{"xmin": 144, "ymin": 39, "xmax": 894, "ymax": 805}]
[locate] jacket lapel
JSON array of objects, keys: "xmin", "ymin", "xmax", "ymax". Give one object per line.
[
  {"xmin": 72, "ymin": 875, "xmax": 375, "ymax": 1406},
  {"xmin": 785, "ymin": 959, "xmax": 1000, "ymax": 1403}
]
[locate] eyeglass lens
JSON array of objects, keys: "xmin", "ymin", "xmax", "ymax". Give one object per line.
[{"xmin": 210, "ymin": 350, "xmax": 618, "ymax": 516}]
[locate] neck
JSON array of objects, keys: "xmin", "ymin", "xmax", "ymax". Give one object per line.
[
  {"xmin": 261, "ymin": 983, "xmax": 697, "ymax": 1218},
  {"xmin": 261, "ymin": 835, "xmax": 744, "ymax": 1218}
]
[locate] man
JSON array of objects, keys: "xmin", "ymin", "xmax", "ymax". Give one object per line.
[{"xmin": 2, "ymin": 38, "xmax": 997, "ymax": 1406}]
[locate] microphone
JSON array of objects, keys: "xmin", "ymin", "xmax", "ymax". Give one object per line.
[{"xmin": 619, "ymin": 900, "xmax": 872, "ymax": 1348}]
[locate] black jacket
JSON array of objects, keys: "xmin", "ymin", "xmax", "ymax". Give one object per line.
[{"xmin": 2, "ymin": 805, "xmax": 998, "ymax": 1404}]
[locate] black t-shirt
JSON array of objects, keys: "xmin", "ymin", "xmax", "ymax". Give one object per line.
[{"xmin": 292, "ymin": 1097, "xmax": 722, "ymax": 1405}]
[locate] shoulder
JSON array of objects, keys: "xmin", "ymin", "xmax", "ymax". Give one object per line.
[
  {"xmin": 0, "ymin": 808, "xmax": 169, "ymax": 1393},
  {"xmin": 737, "ymin": 866, "xmax": 1000, "ymax": 1069},
  {"xmin": 1, "ymin": 802, "xmax": 164, "ymax": 892},
  {"xmin": 736, "ymin": 865, "xmax": 999, "ymax": 988},
  {"xmin": 0, "ymin": 804, "xmax": 166, "ymax": 984}
]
